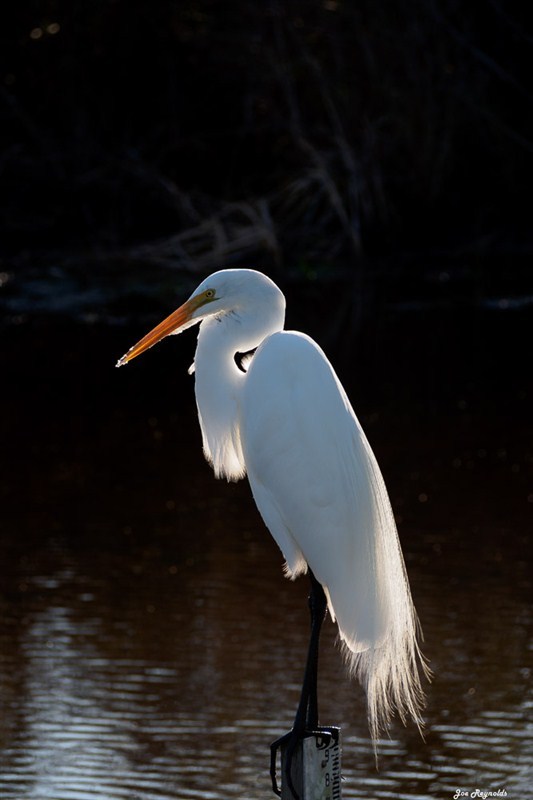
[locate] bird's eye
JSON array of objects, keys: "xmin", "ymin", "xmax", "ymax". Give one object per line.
[{"xmin": 205, "ymin": 289, "xmax": 215, "ymax": 299}]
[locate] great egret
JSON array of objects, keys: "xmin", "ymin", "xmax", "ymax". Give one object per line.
[{"xmin": 116, "ymin": 268, "xmax": 428, "ymax": 796}]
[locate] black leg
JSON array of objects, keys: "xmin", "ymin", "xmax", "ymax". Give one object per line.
[
  {"xmin": 293, "ymin": 570, "xmax": 327, "ymax": 732},
  {"xmin": 270, "ymin": 570, "xmax": 328, "ymax": 798}
]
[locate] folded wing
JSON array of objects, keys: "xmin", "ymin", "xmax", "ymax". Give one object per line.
[{"xmin": 241, "ymin": 330, "xmax": 427, "ymax": 738}]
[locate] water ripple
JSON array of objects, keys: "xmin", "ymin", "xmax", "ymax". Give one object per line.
[{"xmin": 1, "ymin": 446, "xmax": 531, "ymax": 800}]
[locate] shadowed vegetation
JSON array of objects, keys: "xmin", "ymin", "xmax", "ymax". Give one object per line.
[{"xmin": 1, "ymin": 1, "xmax": 531, "ymax": 316}]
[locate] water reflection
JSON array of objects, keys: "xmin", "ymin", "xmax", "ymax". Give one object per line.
[{"xmin": 0, "ymin": 329, "xmax": 531, "ymax": 800}]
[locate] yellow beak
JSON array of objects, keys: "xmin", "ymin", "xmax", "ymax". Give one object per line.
[{"xmin": 115, "ymin": 295, "xmax": 202, "ymax": 367}]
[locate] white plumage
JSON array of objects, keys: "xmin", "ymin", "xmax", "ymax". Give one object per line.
[
  {"xmin": 117, "ymin": 267, "xmax": 428, "ymax": 741},
  {"xmin": 242, "ymin": 330, "xmax": 426, "ymax": 739}
]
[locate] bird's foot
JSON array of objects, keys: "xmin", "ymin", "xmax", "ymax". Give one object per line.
[{"xmin": 270, "ymin": 726, "xmax": 333, "ymax": 799}]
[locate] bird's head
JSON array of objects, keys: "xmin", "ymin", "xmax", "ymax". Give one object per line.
[{"xmin": 115, "ymin": 268, "xmax": 285, "ymax": 367}]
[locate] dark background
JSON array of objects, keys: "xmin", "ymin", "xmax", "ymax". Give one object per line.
[
  {"xmin": 1, "ymin": 1, "xmax": 532, "ymax": 302},
  {"xmin": 0, "ymin": 6, "xmax": 531, "ymax": 798},
  {"xmin": 0, "ymin": 2, "xmax": 531, "ymax": 546}
]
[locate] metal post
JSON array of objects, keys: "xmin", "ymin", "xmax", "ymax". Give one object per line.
[{"xmin": 279, "ymin": 727, "xmax": 342, "ymax": 800}]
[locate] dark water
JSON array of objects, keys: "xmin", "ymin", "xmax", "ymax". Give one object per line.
[{"xmin": 0, "ymin": 319, "xmax": 531, "ymax": 800}]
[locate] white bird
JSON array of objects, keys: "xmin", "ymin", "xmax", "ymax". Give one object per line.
[{"xmin": 116, "ymin": 268, "xmax": 428, "ymax": 795}]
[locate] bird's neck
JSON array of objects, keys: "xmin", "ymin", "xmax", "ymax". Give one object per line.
[
  {"xmin": 192, "ymin": 302, "xmax": 285, "ymax": 482},
  {"xmin": 192, "ymin": 317, "xmax": 249, "ymax": 482}
]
